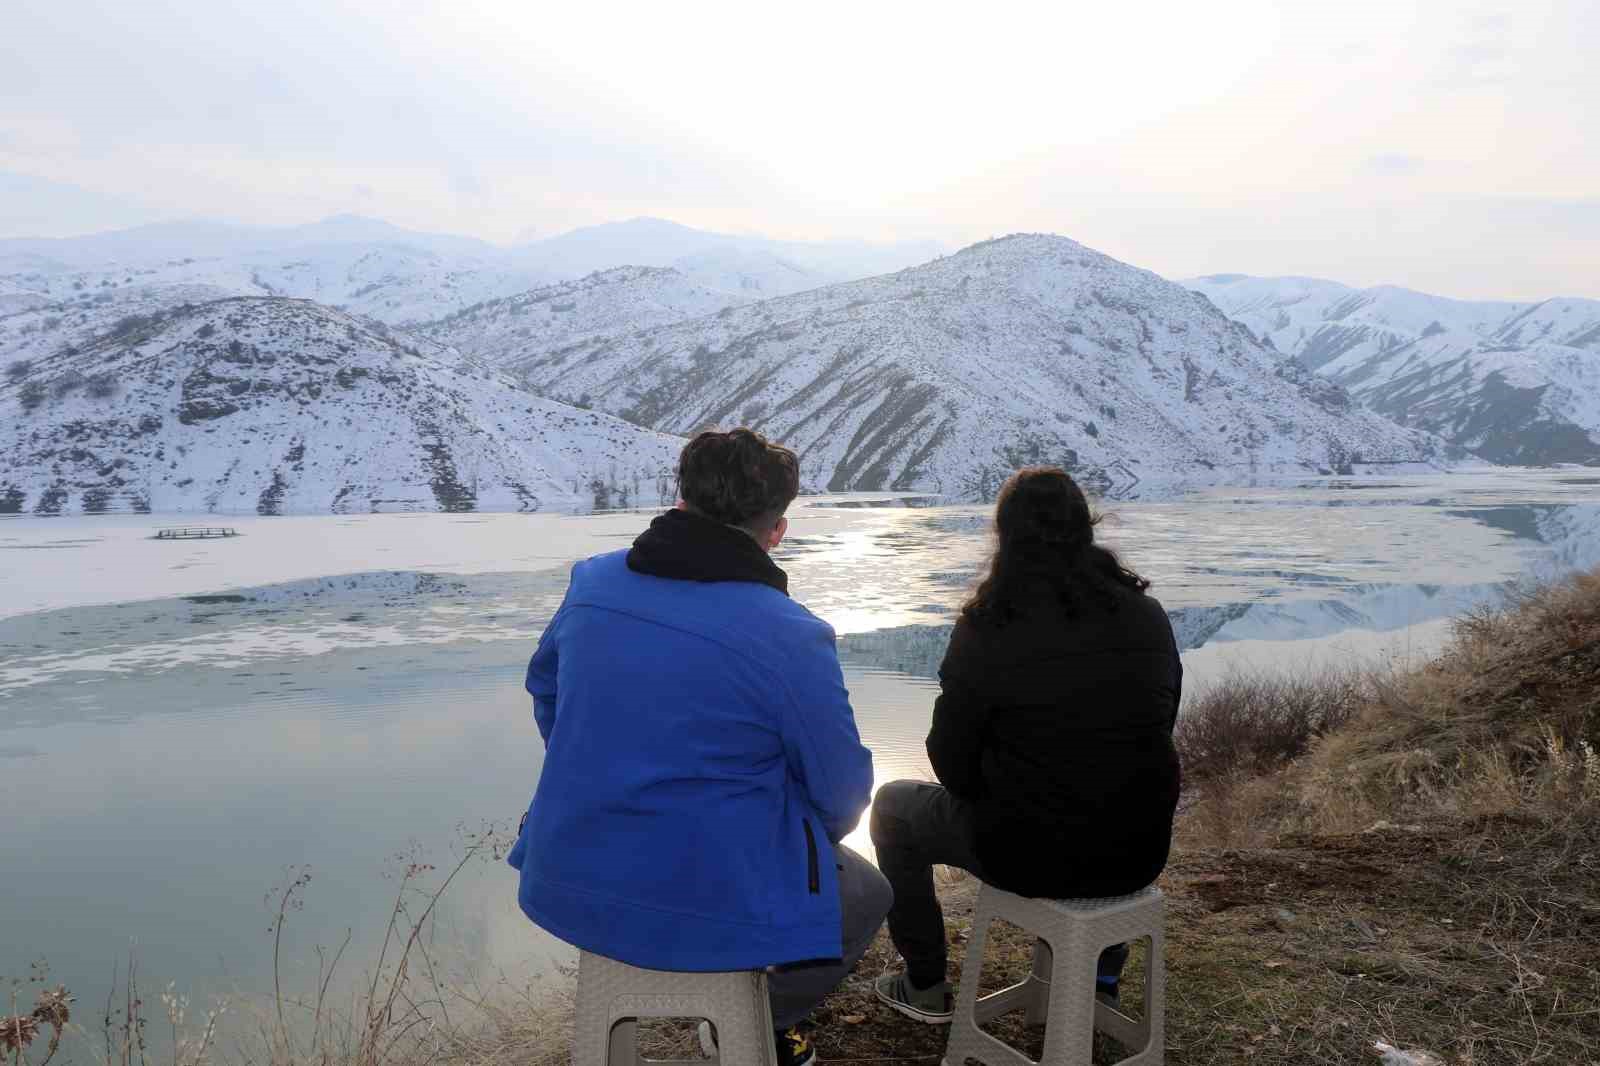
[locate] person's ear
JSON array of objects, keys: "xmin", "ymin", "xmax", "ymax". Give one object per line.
[
  {"xmin": 767, "ymin": 515, "xmax": 788, "ymax": 552},
  {"xmin": 674, "ymin": 499, "xmax": 688, "ymax": 511}
]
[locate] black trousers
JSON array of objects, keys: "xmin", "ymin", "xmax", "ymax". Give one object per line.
[{"xmin": 869, "ymin": 779, "xmax": 1128, "ymax": 988}]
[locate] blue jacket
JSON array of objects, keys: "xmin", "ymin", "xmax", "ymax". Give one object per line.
[{"xmin": 507, "ymin": 546, "xmax": 875, "ymax": 971}]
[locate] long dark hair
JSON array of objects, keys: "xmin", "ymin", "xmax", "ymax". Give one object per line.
[
  {"xmin": 962, "ymin": 467, "xmax": 1150, "ymax": 623},
  {"xmin": 676, "ymin": 427, "xmax": 800, "ymax": 529}
]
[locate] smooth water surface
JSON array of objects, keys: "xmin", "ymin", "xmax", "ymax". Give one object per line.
[{"xmin": 4, "ymin": 470, "xmax": 1600, "ymax": 1033}]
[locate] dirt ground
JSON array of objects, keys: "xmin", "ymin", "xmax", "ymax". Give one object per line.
[{"xmin": 778, "ymin": 815, "xmax": 1600, "ymax": 1065}]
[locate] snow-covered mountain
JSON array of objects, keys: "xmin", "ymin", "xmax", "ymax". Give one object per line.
[
  {"xmin": 513, "ymin": 234, "xmax": 1456, "ymax": 498},
  {"xmin": 1188, "ymin": 275, "xmax": 1600, "ymax": 465},
  {"xmin": 0, "ymin": 215, "xmax": 943, "ymax": 328},
  {"xmin": 0, "ymin": 239, "xmax": 549, "ymax": 328},
  {"xmin": 415, "ymin": 266, "xmax": 744, "ymax": 372},
  {"xmin": 0, "ymin": 214, "xmax": 501, "ymax": 269},
  {"xmin": 507, "ymin": 217, "xmax": 944, "ymax": 298},
  {"xmin": 0, "ymin": 297, "xmax": 681, "ymax": 515}
]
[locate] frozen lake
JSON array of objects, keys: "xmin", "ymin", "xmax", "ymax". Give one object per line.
[{"xmin": 4, "ymin": 470, "xmax": 1600, "ymax": 1030}]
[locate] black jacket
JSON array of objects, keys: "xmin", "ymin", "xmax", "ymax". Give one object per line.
[{"xmin": 926, "ymin": 585, "xmax": 1182, "ymax": 898}]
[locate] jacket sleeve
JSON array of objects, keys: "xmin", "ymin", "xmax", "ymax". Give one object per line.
[
  {"xmin": 525, "ymin": 570, "xmax": 576, "ymax": 746},
  {"xmin": 926, "ymin": 618, "xmax": 989, "ymax": 801},
  {"xmin": 780, "ymin": 621, "xmax": 875, "ymax": 844},
  {"xmin": 525, "ymin": 619, "xmax": 560, "ymax": 745}
]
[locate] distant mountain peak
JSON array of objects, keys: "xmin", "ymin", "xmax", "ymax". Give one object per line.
[
  {"xmin": 318, "ymin": 212, "xmax": 387, "ymax": 225},
  {"xmin": 1190, "ymin": 274, "xmax": 1600, "ymax": 464}
]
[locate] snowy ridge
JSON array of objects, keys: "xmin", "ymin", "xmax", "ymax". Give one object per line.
[
  {"xmin": 1, "ymin": 280, "xmax": 242, "ymax": 370},
  {"xmin": 0, "ymin": 214, "xmax": 503, "ymax": 267},
  {"xmin": 0, "ymin": 243, "xmax": 548, "ymax": 329},
  {"xmin": 415, "ymin": 266, "xmax": 744, "ymax": 371},
  {"xmin": 1, "ymin": 215, "xmax": 942, "ymax": 326},
  {"xmin": 1189, "ymin": 275, "xmax": 1600, "ymax": 464},
  {"xmin": 515, "ymin": 235, "xmax": 1456, "ymax": 498},
  {"xmin": 0, "ymin": 297, "xmax": 682, "ymax": 515},
  {"xmin": 504, "ymin": 217, "xmax": 944, "ymax": 298}
]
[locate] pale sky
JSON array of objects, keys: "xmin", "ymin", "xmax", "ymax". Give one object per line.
[{"xmin": 3, "ymin": 0, "xmax": 1597, "ymax": 299}]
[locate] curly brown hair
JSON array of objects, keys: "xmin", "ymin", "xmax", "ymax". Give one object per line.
[
  {"xmin": 677, "ymin": 427, "xmax": 800, "ymax": 528},
  {"xmin": 962, "ymin": 466, "xmax": 1150, "ymax": 623}
]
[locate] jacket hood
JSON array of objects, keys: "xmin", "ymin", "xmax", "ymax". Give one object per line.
[{"xmin": 626, "ymin": 508, "xmax": 789, "ymax": 596}]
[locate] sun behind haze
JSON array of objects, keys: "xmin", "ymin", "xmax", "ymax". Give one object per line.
[{"xmin": 2, "ymin": 0, "xmax": 1595, "ymax": 298}]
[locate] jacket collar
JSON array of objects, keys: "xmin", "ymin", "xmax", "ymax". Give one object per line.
[{"xmin": 626, "ymin": 508, "xmax": 789, "ymax": 596}]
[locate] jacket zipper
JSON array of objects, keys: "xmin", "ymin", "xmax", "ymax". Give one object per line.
[{"xmin": 801, "ymin": 818, "xmax": 820, "ymax": 895}]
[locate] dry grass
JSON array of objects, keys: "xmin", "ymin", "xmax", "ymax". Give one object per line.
[{"xmin": 1293, "ymin": 569, "xmax": 1600, "ymax": 835}]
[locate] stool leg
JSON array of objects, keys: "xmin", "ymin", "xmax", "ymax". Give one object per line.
[
  {"xmin": 1036, "ymin": 935, "xmax": 1096, "ymax": 1066},
  {"xmin": 1141, "ymin": 925, "xmax": 1165, "ymax": 1064},
  {"xmin": 606, "ymin": 1018, "xmax": 637, "ymax": 1066},
  {"xmin": 1024, "ymin": 938, "xmax": 1052, "ymax": 1028},
  {"xmin": 572, "ymin": 962, "xmax": 608, "ymax": 1066},
  {"xmin": 945, "ymin": 896, "xmax": 993, "ymax": 1063},
  {"xmin": 571, "ymin": 1014, "xmax": 609, "ymax": 1066},
  {"xmin": 711, "ymin": 974, "xmax": 778, "ymax": 1066},
  {"xmin": 954, "ymin": 908, "xmax": 991, "ymax": 1021}
]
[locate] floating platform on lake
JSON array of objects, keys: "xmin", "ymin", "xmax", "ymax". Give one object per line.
[{"xmin": 153, "ymin": 526, "xmax": 240, "ymax": 540}]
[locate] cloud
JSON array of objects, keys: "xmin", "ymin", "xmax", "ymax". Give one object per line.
[
  {"xmin": 1365, "ymin": 153, "xmax": 1426, "ymax": 176},
  {"xmin": 0, "ymin": 0, "xmax": 1596, "ymax": 298},
  {"xmin": 1436, "ymin": 12, "xmax": 1516, "ymax": 87}
]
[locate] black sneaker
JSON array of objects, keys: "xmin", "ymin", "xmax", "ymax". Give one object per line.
[
  {"xmin": 874, "ymin": 971, "xmax": 954, "ymax": 1024},
  {"xmin": 696, "ymin": 1023, "xmax": 815, "ymax": 1066}
]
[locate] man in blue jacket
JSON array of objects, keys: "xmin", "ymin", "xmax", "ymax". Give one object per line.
[{"xmin": 509, "ymin": 427, "xmax": 888, "ymax": 1066}]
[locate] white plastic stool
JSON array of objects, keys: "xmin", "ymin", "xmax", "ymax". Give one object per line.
[
  {"xmin": 944, "ymin": 885, "xmax": 1165, "ymax": 1066},
  {"xmin": 573, "ymin": 950, "xmax": 778, "ymax": 1066}
]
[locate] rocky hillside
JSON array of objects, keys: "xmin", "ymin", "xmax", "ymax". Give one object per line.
[
  {"xmin": 514, "ymin": 235, "xmax": 1457, "ymax": 498},
  {"xmin": 0, "ymin": 297, "xmax": 681, "ymax": 515},
  {"xmin": 415, "ymin": 266, "xmax": 741, "ymax": 372},
  {"xmin": 1189, "ymin": 275, "xmax": 1600, "ymax": 465}
]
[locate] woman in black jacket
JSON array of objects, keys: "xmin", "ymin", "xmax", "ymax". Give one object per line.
[{"xmin": 870, "ymin": 466, "xmax": 1182, "ymax": 1023}]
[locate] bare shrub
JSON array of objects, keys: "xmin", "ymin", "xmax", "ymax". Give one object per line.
[
  {"xmin": 51, "ymin": 371, "xmax": 86, "ymax": 398},
  {"xmin": 5, "ymin": 359, "xmax": 31, "ymax": 381},
  {"xmin": 1175, "ymin": 668, "xmax": 1365, "ymax": 782},
  {"xmin": 0, "ymin": 981, "xmax": 71, "ymax": 1066},
  {"xmin": 19, "ymin": 380, "xmax": 47, "ymax": 411}
]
